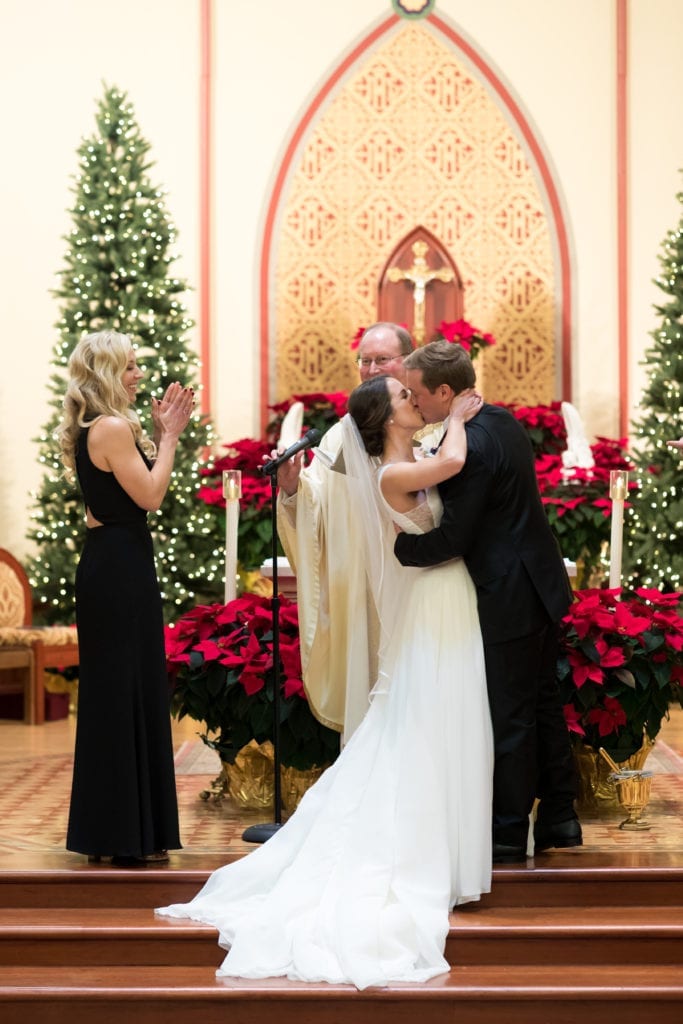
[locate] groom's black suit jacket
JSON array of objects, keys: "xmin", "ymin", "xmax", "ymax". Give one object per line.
[{"xmin": 395, "ymin": 403, "xmax": 572, "ymax": 645}]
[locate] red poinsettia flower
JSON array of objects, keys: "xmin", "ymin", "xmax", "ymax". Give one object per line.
[
  {"xmin": 279, "ymin": 601, "xmax": 300, "ymax": 631},
  {"xmin": 634, "ymin": 588, "xmax": 680, "ymax": 605},
  {"xmin": 557, "ymin": 495, "xmax": 588, "ymax": 517},
  {"xmin": 589, "ymin": 497, "xmax": 612, "ymax": 518},
  {"xmin": 567, "ymin": 649, "xmax": 604, "ymax": 688},
  {"xmin": 436, "ymin": 319, "xmax": 496, "ymax": 354},
  {"xmin": 239, "ymin": 476, "xmax": 272, "ymax": 512},
  {"xmin": 276, "ymin": 636, "xmax": 301, "ymax": 674},
  {"xmin": 283, "ymin": 676, "xmax": 306, "ymax": 699},
  {"xmin": 193, "ymin": 638, "xmax": 226, "ymax": 664},
  {"xmin": 594, "ymin": 637, "xmax": 626, "ymax": 668},
  {"xmin": 237, "ymin": 631, "xmax": 272, "ymax": 694},
  {"xmin": 240, "ymin": 671, "xmax": 266, "ymax": 696},
  {"xmin": 196, "ymin": 483, "xmax": 224, "ymax": 506},
  {"xmin": 586, "ymin": 695, "xmax": 627, "ymax": 737},
  {"xmin": 664, "ymin": 631, "xmax": 683, "ymax": 652},
  {"xmin": 278, "ymin": 638, "xmax": 304, "ymax": 698},
  {"xmin": 535, "ymin": 454, "xmax": 565, "ymax": 491},
  {"xmin": 562, "ymin": 702, "xmax": 586, "ymax": 736},
  {"xmin": 164, "ymin": 625, "xmax": 192, "ymax": 666},
  {"xmin": 513, "ymin": 403, "xmax": 564, "ymax": 433},
  {"xmin": 599, "ymin": 602, "xmax": 652, "ymax": 638},
  {"xmin": 186, "ymin": 604, "xmax": 226, "ymax": 641},
  {"xmin": 323, "ymin": 392, "xmax": 349, "ymax": 419},
  {"xmin": 215, "ymin": 597, "xmax": 254, "ymax": 623}
]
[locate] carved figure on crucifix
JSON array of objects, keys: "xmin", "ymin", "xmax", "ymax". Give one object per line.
[{"xmin": 387, "ymin": 240, "xmax": 454, "ymax": 344}]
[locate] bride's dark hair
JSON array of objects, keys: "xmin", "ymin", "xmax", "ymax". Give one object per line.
[{"xmin": 347, "ymin": 376, "xmax": 393, "ymax": 457}]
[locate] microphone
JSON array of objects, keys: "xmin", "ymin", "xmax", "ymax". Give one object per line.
[{"xmin": 260, "ymin": 428, "xmax": 323, "ymax": 476}]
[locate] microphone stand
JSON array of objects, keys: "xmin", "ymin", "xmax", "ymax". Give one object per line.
[{"xmin": 242, "ymin": 467, "xmax": 283, "ymax": 843}]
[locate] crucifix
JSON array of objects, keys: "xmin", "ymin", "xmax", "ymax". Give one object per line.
[{"xmin": 387, "ymin": 240, "xmax": 454, "ymax": 344}]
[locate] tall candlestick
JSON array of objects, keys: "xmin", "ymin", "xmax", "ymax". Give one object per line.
[
  {"xmin": 223, "ymin": 471, "xmax": 242, "ymax": 603},
  {"xmin": 609, "ymin": 470, "xmax": 629, "ymax": 589}
]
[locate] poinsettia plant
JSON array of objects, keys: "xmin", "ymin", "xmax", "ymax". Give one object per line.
[
  {"xmin": 537, "ymin": 436, "xmax": 635, "ymax": 576},
  {"xmin": 557, "ymin": 587, "xmax": 683, "ymax": 760},
  {"xmin": 433, "ymin": 319, "xmax": 496, "ymax": 360},
  {"xmin": 165, "ymin": 593, "xmax": 340, "ymax": 770}
]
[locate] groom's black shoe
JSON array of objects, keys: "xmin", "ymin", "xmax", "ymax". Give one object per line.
[
  {"xmin": 492, "ymin": 842, "xmax": 528, "ymax": 864},
  {"xmin": 534, "ymin": 817, "xmax": 583, "ymax": 853}
]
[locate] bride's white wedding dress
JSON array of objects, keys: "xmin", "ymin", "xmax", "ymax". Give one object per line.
[{"xmin": 156, "ymin": 481, "xmax": 493, "ymax": 990}]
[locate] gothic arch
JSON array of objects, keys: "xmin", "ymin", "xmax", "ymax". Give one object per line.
[{"xmin": 259, "ymin": 13, "xmax": 572, "ymax": 422}]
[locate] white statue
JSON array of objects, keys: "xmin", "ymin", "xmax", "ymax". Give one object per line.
[{"xmin": 560, "ymin": 401, "xmax": 595, "ymax": 472}]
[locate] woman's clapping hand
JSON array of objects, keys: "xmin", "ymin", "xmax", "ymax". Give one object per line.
[{"xmin": 152, "ymin": 382, "xmax": 195, "ymax": 441}]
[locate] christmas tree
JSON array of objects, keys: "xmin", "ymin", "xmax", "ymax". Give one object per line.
[
  {"xmin": 28, "ymin": 85, "xmax": 225, "ymax": 622},
  {"xmin": 626, "ymin": 181, "xmax": 683, "ymax": 590}
]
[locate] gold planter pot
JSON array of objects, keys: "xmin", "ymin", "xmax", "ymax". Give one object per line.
[
  {"xmin": 280, "ymin": 761, "xmax": 326, "ymax": 812},
  {"xmin": 573, "ymin": 737, "xmax": 655, "ymax": 813},
  {"xmin": 223, "ymin": 740, "xmax": 276, "ymax": 810},
  {"xmin": 610, "ymin": 770, "xmax": 654, "ymax": 831},
  {"xmin": 200, "ymin": 740, "xmax": 327, "ymax": 814}
]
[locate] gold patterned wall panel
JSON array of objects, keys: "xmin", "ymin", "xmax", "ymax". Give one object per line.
[{"xmin": 272, "ymin": 21, "xmax": 559, "ymax": 405}]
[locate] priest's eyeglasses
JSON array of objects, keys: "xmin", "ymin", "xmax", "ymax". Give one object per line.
[{"xmin": 357, "ymin": 354, "xmax": 405, "ymax": 369}]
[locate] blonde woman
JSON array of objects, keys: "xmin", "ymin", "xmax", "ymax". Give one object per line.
[{"xmin": 59, "ymin": 329, "xmax": 193, "ymax": 865}]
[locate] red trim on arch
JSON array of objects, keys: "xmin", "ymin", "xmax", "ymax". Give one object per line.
[
  {"xmin": 259, "ymin": 12, "xmax": 574, "ymax": 425},
  {"xmin": 616, "ymin": 0, "xmax": 629, "ymax": 438},
  {"xmin": 198, "ymin": 0, "xmax": 212, "ymax": 415}
]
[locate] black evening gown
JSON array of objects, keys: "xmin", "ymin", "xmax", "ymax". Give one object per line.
[{"xmin": 66, "ymin": 428, "xmax": 181, "ymax": 858}]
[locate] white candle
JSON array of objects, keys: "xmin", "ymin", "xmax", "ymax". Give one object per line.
[
  {"xmin": 223, "ymin": 471, "xmax": 242, "ymax": 603},
  {"xmin": 608, "ymin": 470, "xmax": 629, "ymax": 589}
]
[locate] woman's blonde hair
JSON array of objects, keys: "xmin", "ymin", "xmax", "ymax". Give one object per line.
[{"xmin": 58, "ymin": 329, "xmax": 154, "ymax": 477}]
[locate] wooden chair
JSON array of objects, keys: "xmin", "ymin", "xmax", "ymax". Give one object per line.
[{"xmin": 0, "ymin": 548, "xmax": 79, "ymax": 724}]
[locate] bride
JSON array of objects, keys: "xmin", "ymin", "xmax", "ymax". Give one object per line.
[{"xmin": 156, "ymin": 376, "xmax": 494, "ymax": 990}]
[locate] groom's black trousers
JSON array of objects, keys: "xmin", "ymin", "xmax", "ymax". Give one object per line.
[{"xmin": 483, "ymin": 621, "xmax": 577, "ymax": 848}]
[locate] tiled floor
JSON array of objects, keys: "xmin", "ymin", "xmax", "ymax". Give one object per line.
[{"xmin": 0, "ymin": 705, "xmax": 682, "ymax": 869}]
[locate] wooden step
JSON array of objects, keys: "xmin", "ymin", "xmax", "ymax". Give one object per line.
[
  {"xmin": 483, "ymin": 855, "xmax": 683, "ymax": 907},
  {"xmin": 2, "ymin": 855, "xmax": 683, "ymax": 908},
  {"xmin": 447, "ymin": 904, "xmax": 683, "ymax": 965},
  {"xmin": 0, "ymin": 964, "xmax": 681, "ymax": 1024},
  {"xmin": 2, "ymin": 903, "xmax": 682, "ymax": 969},
  {"xmin": 0, "ymin": 868, "xmax": 212, "ymax": 909},
  {"xmin": 0, "ymin": 909, "xmax": 221, "ymax": 968}
]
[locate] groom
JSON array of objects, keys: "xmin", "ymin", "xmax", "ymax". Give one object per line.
[{"xmin": 394, "ymin": 340, "xmax": 581, "ymax": 862}]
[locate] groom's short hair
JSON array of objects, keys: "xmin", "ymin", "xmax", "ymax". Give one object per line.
[{"xmin": 403, "ymin": 339, "xmax": 476, "ymax": 394}]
